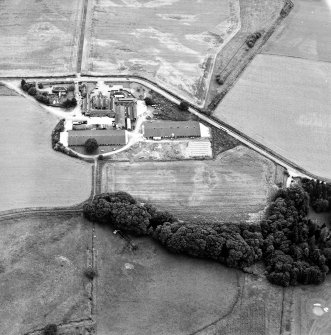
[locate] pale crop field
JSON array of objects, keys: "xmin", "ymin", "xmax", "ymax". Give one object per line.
[
  {"xmin": 82, "ymin": 0, "xmax": 240, "ymax": 106},
  {"xmin": 263, "ymin": 0, "xmax": 331, "ymax": 62},
  {"xmin": 0, "ymin": 95, "xmax": 92, "ymax": 211},
  {"xmin": 214, "ymin": 54, "xmax": 331, "ymax": 180},
  {"xmin": 0, "ymin": 0, "xmax": 84, "ymax": 76},
  {"xmin": 100, "ymin": 146, "xmax": 276, "ymax": 223}
]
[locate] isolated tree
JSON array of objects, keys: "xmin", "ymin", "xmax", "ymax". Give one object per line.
[
  {"xmin": 179, "ymin": 101, "xmax": 189, "ymax": 111},
  {"xmin": 62, "ymin": 97, "xmax": 77, "ymax": 108},
  {"xmin": 38, "ymin": 82, "xmax": 44, "ymax": 89},
  {"xmin": 85, "ymin": 138, "xmax": 98, "ymax": 154}
]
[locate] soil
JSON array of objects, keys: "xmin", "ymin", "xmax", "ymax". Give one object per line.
[{"xmin": 100, "ymin": 145, "xmax": 276, "ymax": 223}]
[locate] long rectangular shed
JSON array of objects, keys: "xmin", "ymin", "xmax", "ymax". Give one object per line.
[
  {"xmin": 68, "ymin": 130, "xmax": 128, "ymax": 146},
  {"xmin": 143, "ymin": 121, "xmax": 201, "ymax": 139}
]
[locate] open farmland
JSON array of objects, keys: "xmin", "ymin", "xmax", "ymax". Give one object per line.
[
  {"xmin": 262, "ymin": 0, "xmax": 331, "ymax": 62},
  {"xmin": 284, "ymin": 275, "xmax": 331, "ymax": 335},
  {"xmin": 0, "ymin": 0, "xmax": 84, "ymax": 76},
  {"xmin": 82, "ymin": 0, "xmax": 240, "ymax": 106},
  {"xmin": 0, "ymin": 94, "xmax": 92, "ymax": 211},
  {"xmin": 214, "ymin": 54, "xmax": 331, "ymax": 180},
  {"xmin": 95, "ymin": 224, "xmax": 240, "ymax": 335},
  {"xmin": 100, "ymin": 146, "xmax": 277, "ymax": 223},
  {"xmin": 0, "ymin": 213, "xmax": 92, "ymax": 335}
]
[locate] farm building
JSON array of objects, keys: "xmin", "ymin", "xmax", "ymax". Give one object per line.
[
  {"xmin": 91, "ymin": 92, "xmax": 112, "ymax": 110},
  {"xmin": 143, "ymin": 121, "xmax": 202, "ymax": 139},
  {"xmin": 115, "ymin": 105, "xmax": 126, "ymax": 128},
  {"xmin": 68, "ymin": 130, "xmax": 128, "ymax": 146}
]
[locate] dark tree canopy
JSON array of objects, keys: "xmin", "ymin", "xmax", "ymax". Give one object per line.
[
  {"xmin": 179, "ymin": 101, "xmax": 189, "ymax": 111},
  {"xmin": 85, "ymin": 138, "xmax": 98, "ymax": 154},
  {"xmin": 44, "ymin": 324, "xmax": 57, "ymax": 335},
  {"xmin": 27, "ymin": 86, "xmax": 37, "ymax": 96},
  {"xmin": 144, "ymin": 97, "xmax": 154, "ymax": 106}
]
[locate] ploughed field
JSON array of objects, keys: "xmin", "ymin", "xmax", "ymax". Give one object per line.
[
  {"xmin": 95, "ymin": 224, "xmax": 240, "ymax": 335},
  {"xmin": 82, "ymin": 0, "xmax": 240, "ymax": 106},
  {"xmin": 100, "ymin": 146, "xmax": 276, "ymax": 223},
  {"xmin": 214, "ymin": 54, "xmax": 331, "ymax": 180},
  {"xmin": 0, "ymin": 94, "xmax": 91, "ymax": 211},
  {"xmin": 0, "ymin": 214, "xmax": 92, "ymax": 335},
  {"xmin": 262, "ymin": 0, "xmax": 331, "ymax": 62},
  {"xmin": 0, "ymin": 0, "xmax": 84, "ymax": 76}
]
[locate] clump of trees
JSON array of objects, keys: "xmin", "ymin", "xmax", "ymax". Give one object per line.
[
  {"xmin": 83, "ymin": 187, "xmax": 331, "ymax": 287},
  {"xmin": 152, "ymin": 222, "xmax": 263, "ymax": 269},
  {"xmin": 261, "ymin": 186, "xmax": 331, "ymax": 286},
  {"xmin": 84, "ymin": 192, "xmax": 153, "ymax": 235},
  {"xmin": 84, "ymin": 138, "xmax": 98, "ymax": 154},
  {"xmin": 246, "ymin": 31, "xmax": 262, "ymax": 48},
  {"xmin": 301, "ymin": 179, "xmax": 330, "ymax": 213},
  {"xmin": 51, "ymin": 119, "xmax": 65, "ymax": 149}
]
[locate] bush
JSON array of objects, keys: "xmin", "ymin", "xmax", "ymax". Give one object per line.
[
  {"xmin": 62, "ymin": 97, "xmax": 77, "ymax": 108},
  {"xmin": 44, "ymin": 324, "xmax": 57, "ymax": 335},
  {"xmin": 85, "ymin": 138, "xmax": 98, "ymax": 154},
  {"xmin": 144, "ymin": 97, "xmax": 154, "ymax": 106},
  {"xmin": 28, "ymin": 86, "xmax": 37, "ymax": 96},
  {"xmin": 179, "ymin": 101, "xmax": 189, "ymax": 111},
  {"xmin": 38, "ymin": 83, "xmax": 44, "ymax": 89},
  {"xmin": 84, "ymin": 266, "xmax": 98, "ymax": 280}
]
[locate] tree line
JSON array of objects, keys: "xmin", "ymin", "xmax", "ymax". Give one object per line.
[{"xmin": 83, "ymin": 186, "xmax": 331, "ymax": 287}]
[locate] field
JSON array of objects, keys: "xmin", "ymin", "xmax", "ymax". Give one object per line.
[
  {"xmin": 82, "ymin": 0, "xmax": 240, "ymax": 106},
  {"xmin": 0, "ymin": 0, "xmax": 84, "ymax": 76},
  {"xmin": 262, "ymin": 0, "xmax": 331, "ymax": 62},
  {"xmin": 197, "ymin": 273, "xmax": 284, "ymax": 335},
  {"xmin": 0, "ymin": 94, "xmax": 92, "ymax": 211},
  {"xmin": 284, "ymin": 275, "xmax": 331, "ymax": 335},
  {"xmin": 95, "ymin": 224, "xmax": 240, "ymax": 335},
  {"xmin": 214, "ymin": 54, "xmax": 331, "ymax": 180},
  {"xmin": 0, "ymin": 213, "xmax": 92, "ymax": 335},
  {"xmin": 100, "ymin": 146, "xmax": 277, "ymax": 223}
]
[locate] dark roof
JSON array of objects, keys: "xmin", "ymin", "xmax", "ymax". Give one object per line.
[
  {"xmin": 68, "ymin": 130, "xmax": 127, "ymax": 146},
  {"xmin": 143, "ymin": 121, "xmax": 201, "ymax": 138}
]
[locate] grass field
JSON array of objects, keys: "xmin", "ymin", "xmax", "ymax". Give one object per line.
[
  {"xmin": 100, "ymin": 146, "xmax": 276, "ymax": 223},
  {"xmin": 197, "ymin": 274, "xmax": 284, "ymax": 335},
  {"xmin": 82, "ymin": 0, "xmax": 240, "ymax": 105},
  {"xmin": 0, "ymin": 0, "xmax": 84, "ymax": 76},
  {"xmin": 262, "ymin": 0, "xmax": 331, "ymax": 62},
  {"xmin": 95, "ymin": 224, "xmax": 240, "ymax": 335},
  {"xmin": 0, "ymin": 213, "xmax": 92, "ymax": 335},
  {"xmin": 289, "ymin": 275, "xmax": 331, "ymax": 335},
  {"xmin": 0, "ymin": 95, "xmax": 92, "ymax": 211},
  {"xmin": 214, "ymin": 54, "xmax": 331, "ymax": 180}
]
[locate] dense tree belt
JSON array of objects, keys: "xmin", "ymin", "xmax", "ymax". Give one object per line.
[{"xmin": 83, "ymin": 186, "xmax": 331, "ymax": 287}]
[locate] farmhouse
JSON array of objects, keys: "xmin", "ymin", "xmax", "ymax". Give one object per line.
[
  {"xmin": 143, "ymin": 121, "xmax": 202, "ymax": 139},
  {"xmin": 68, "ymin": 130, "xmax": 128, "ymax": 146}
]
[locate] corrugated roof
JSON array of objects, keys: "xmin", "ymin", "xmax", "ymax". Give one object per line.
[
  {"xmin": 68, "ymin": 130, "xmax": 127, "ymax": 146},
  {"xmin": 143, "ymin": 121, "xmax": 201, "ymax": 138}
]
